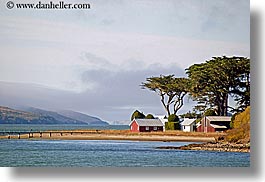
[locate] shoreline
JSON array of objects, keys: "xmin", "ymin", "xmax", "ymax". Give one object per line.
[
  {"xmin": 0, "ymin": 132, "xmax": 216, "ymax": 142},
  {"xmin": 0, "ymin": 129, "xmax": 250, "ymax": 152},
  {"xmin": 156, "ymin": 142, "xmax": 250, "ymax": 153}
]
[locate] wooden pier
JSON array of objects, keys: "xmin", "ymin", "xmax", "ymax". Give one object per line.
[{"xmin": 0, "ymin": 130, "xmax": 101, "ymax": 139}]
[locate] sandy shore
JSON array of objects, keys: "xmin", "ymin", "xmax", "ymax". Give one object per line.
[{"xmin": 0, "ymin": 130, "xmax": 217, "ymax": 142}]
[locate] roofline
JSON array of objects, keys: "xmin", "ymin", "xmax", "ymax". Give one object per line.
[
  {"xmin": 129, "ymin": 118, "xmax": 137, "ymax": 126},
  {"xmin": 129, "ymin": 118, "xmax": 164, "ymax": 126}
]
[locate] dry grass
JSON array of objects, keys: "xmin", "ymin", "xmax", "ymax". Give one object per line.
[{"xmin": 0, "ymin": 129, "xmax": 218, "ymax": 142}]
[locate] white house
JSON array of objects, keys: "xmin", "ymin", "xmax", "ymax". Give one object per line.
[{"xmin": 181, "ymin": 118, "xmax": 196, "ymax": 132}]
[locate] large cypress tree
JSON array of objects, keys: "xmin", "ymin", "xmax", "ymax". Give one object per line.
[{"xmin": 186, "ymin": 56, "xmax": 250, "ymax": 115}]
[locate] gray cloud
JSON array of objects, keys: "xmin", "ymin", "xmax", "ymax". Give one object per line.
[{"xmin": 0, "ymin": 63, "xmax": 196, "ymax": 122}]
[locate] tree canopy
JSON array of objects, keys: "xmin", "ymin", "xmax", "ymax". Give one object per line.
[
  {"xmin": 131, "ymin": 110, "xmax": 145, "ymax": 121},
  {"xmin": 145, "ymin": 114, "xmax": 155, "ymax": 119},
  {"xmin": 168, "ymin": 114, "xmax": 179, "ymax": 122},
  {"xmin": 141, "ymin": 75, "xmax": 190, "ymax": 116},
  {"xmin": 186, "ymin": 56, "xmax": 250, "ymax": 116}
]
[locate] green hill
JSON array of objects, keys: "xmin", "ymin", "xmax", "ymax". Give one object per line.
[{"xmin": 0, "ymin": 106, "xmax": 109, "ymax": 125}]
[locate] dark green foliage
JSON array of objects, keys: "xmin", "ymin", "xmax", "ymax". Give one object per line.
[
  {"xmin": 165, "ymin": 121, "xmax": 180, "ymax": 130},
  {"xmin": 145, "ymin": 114, "xmax": 155, "ymax": 119},
  {"xmin": 179, "ymin": 111, "xmax": 201, "ymax": 119},
  {"xmin": 131, "ymin": 110, "xmax": 145, "ymax": 121},
  {"xmin": 168, "ymin": 114, "xmax": 179, "ymax": 122},
  {"xmin": 186, "ymin": 56, "xmax": 250, "ymax": 116},
  {"xmin": 166, "ymin": 114, "xmax": 180, "ymax": 130},
  {"xmin": 204, "ymin": 109, "xmax": 217, "ymax": 116}
]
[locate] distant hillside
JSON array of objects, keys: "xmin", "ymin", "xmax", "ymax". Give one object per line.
[
  {"xmin": 0, "ymin": 106, "xmax": 63, "ymax": 124},
  {"xmin": 0, "ymin": 106, "xmax": 109, "ymax": 125},
  {"xmin": 25, "ymin": 107, "xmax": 87, "ymax": 125},
  {"xmin": 58, "ymin": 110, "xmax": 109, "ymax": 125}
]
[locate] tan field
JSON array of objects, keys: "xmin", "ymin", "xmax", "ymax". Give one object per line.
[{"xmin": 0, "ymin": 129, "xmax": 224, "ymax": 142}]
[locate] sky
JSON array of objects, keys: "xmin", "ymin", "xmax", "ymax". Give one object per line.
[{"xmin": 0, "ymin": 0, "xmax": 250, "ymax": 122}]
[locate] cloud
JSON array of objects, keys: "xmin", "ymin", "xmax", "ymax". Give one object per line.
[
  {"xmin": 0, "ymin": 0, "xmax": 249, "ymax": 121},
  {"xmin": 0, "ymin": 63, "xmax": 191, "ymax": 122}
]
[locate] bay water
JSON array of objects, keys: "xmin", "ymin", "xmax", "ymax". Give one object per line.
[{"xmin": 0, "ymin": 125, "xmax": 250, "ymax": 167}]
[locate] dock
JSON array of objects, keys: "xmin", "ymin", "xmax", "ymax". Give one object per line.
[{"xmin": 0, "ymin": 130, "xmax": 102, "ymax": 139}]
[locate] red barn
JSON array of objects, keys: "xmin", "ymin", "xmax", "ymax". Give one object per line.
[
  {"xmin": 129, "ymin": 119, "xmax": 164, "ymax": 132},
  {"xmin": 196, "ymin": 116, "xmax": 231, "ymax": 132}
]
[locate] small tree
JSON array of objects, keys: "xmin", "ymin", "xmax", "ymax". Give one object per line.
[
  {"xmin": 131, "ymin": 110, "xmax": 145, "ymax": 121},
  {"xmin": 166, "ymin": 114, "xmax": 180, "ymax": 130},
  {"xmin": 141, "ymin": 75, "xmax": 190, "ymax": 116},
  {"xmin": 145, "ymin": 114, "xmax": 155, "ymax": 119},
  {"xmin": 168, "ymin": 114, "xmax": 179, "ymax": 122}
]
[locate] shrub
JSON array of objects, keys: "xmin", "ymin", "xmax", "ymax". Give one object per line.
[
  {"xmin": 226, "ymin": 106, "xmax": 250, "ymax": 143},
  {"xmin": 204, "ymin": 109, "xmax": 217, "ymax": 116},
  {"xmin": 145, "ymin": 114, "xmax": 155, "ymax": 119},
  {"xmin": 230, "ymin": 113, "xmax": 238, "ymax": 128},
  {"xmin": 131, "ymin": 110, "xmax": 145, "ymax": 121},
  {"xmin": 165, "ymin": 121, "xmax": 180, "ymax": 130},
  {"xmin": 168, "ymin": 114, "xmax": 179, "ymax": 122}
]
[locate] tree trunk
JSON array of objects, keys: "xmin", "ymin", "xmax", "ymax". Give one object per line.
[
  {"xmin": 223, "ymin": 93, "xmax": 228, "ymax": 116},
  {"xmin": 161, "ymin": 94, "xmax": 171, "ymax": 116}
]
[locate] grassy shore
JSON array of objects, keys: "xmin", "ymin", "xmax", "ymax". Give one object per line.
[
  {"xmin": 0, "ymin": 129, "xmax": 219, "ymax": 142},
  {"xmin": 0, "ymin": 129, "xmax": 250, "ymax": 152}
]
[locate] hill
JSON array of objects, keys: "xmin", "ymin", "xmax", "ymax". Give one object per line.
[
  {"xmin": 0, "ymin": 106, "xmax": 109, "ymax": 125},
  {"xmin": 25, "ymin": 107, "xmax": 87, "ymax": 125},
  {"xmin": 57, "ymin": 110, "xmax": 108, "ymax": 125},
  {"xmin": 0, "ymin": 106, "xmax": 62, "ymax": 124}
]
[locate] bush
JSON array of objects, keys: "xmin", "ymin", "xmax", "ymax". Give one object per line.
[
  {"xmin": 145, "ymin": 114, "xmax": 155, "ymax": 119},
  {"xmin": 204, "ymin": 109, "xmax": 217, "ymax": 116},
  {"xmin": 165, "ymin": 121, "xmax": 180, "ymax": 130},
  {"xmin": 168, "ymin": 114, "xmax": 179, "ymax": 122},
  {"xmin": 230, "ymin": 113, "xmax": 238, "ymax": 128},
  {"xmin": 226, "ymin": 106, "xmax": 250, "ymax": 143},
  {"xmin": 131, "ymin": 110, "xmax": 145, "ymax": 121}
]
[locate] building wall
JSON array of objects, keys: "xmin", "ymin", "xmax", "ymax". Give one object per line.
[
  {"xmin": 197, "ymin": 118, "xmax": 216, "ymax": 132},
  {"xmin": 182, "ymin": 125, "xmax": 191, "ymax": 132},
  {"xmin": 139, "ymin": 126, "xmax": 163, "ymax": 132},
  {"xmin": 197, "ymin": 125, "xmax": 215, "ymax": 132},
  {"xmin": 196, "ymin": 125, "xmax": 202, "ymax": 132},
  {"xmin": 182, "ymin": 123, "xmax": 196, "ymax": 132},
  {"xmin": 130, "ymin": 120, "xmax": 139, "ymax": 132}
]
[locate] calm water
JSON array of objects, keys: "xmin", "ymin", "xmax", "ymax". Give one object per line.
[
  {"xmin": 0, "ymin": 124, "xmax": 129, "ymax": 133},
  {"xmin": 0, "ymin": 140, "xmax": 250, "ymax": 167}
]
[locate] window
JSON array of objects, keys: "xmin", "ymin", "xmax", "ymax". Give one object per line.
[
  {"xmin": 183, "ymin": 126, "xmax": 186, "ymax": 129},
  {"xmin": 146, "ymin": 126, "xmax": 149, "ymax": 130},
  {"xmin": 154, "ymin": 126, "xmax": 157, "ymax": 130}
]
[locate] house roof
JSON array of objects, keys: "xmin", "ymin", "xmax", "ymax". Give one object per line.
[
  {"xmin": 206, "ymin": 116, "xmax": 231, "ymax": 122},
  {"xmin": 131, "ymin": 119, "xmax": 164, "ymax": 126},
  {"xmin": 181, "ymin": 118, "xmax": 196, "ymax": 126},
  {"xmin": 210, "ymin": 124, "xmax": 227, "ymax": 129}
]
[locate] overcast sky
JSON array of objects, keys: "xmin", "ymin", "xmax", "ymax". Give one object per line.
[{"xmin": 0, "ymin": 0, "xmax": 250, "ymax": 122}]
